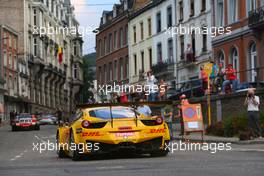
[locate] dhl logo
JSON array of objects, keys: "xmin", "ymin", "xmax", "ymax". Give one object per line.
[
  {"xmin": 82, "ymin": 132, "xmax": 102, "ymax": 137},
  {"xmin": 150, "ymin": 129, "xmax": 165, "ymax": 133}
]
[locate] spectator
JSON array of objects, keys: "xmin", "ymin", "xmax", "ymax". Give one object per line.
[
  {"xmin": 200, "ymin": 66, "xmax": 208, "ymax": 94},
  {"xmin": 244, "ymin": 89, "xmax": 262, "ymax": 139},
  {"xmin": 221, "ymin": 64, "xmax": 238, "ymax": 94},
  {"xmin": 176, "ymin": 94, "xmax": 190, "ymax": 136},
  {"xmin": 146, "ymin": 70, "xmax": 158, "ymax": 102},
  {"xmin": 210, "ymin": 61, "xmax": 218, "ymax": 93},
  {"xmin": 186, "ymin": 44, "xmax": 195, "ymax": 62},
  {"xmin": 120, "ymin": 92, "xmax": 128, "ymax": 103},
  {"xmin": 161, "ymin": 104, "xmax": 174, "ymax": 139},
  {"xmin": 216, "ymin": 62, "xmax": 225, "ymax": 92},
  {"xmin": 159, "ymin": 79, "xmax": 167, "ymax": 101},
  {"xmin": 137, "ymin": 99, "xmax": 152, "ymax": 116}
]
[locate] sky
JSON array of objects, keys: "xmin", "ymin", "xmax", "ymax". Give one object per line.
[{"xmin": 71, "ymin": 0, "xmax": 120, "ymax": 55}]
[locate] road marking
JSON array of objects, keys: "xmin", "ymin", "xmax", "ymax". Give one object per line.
[
  {"xmin": 10, "ymin": 152, "xmax": 24, "ymax": 161},
  {"xmin": 96, "ymin": 166, "xmax": 125, "ymax": 170},
  {"xmin": 34, "ymin": 135, "xmax": 47, "ymax": 144}
]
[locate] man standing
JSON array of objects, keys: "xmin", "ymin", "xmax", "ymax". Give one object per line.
[
  {"xmin": 244, "ymin": 89, "xmax": 262, "ymax": 139},
  {"xmin": 162, "ymin": 105, "xmax": 174, "ymax": 139}
]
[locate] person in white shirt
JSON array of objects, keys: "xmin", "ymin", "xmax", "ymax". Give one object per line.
[
  {"xmin": 146, "ymin": 70, "xmax": 158, "ymax": 102},
  {"xmin": 244, "ymin": 89, "xmax": 262, "ymax": 139},
  {"xmin": 137, "ymin": 99, "xmax": 152, "ymax": 116}
]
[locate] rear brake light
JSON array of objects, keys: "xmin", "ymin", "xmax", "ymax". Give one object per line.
[
  {"xmin": 155, "ymin": 117, "xmax": 163, "ymax": 125},
  {"xmin": 82, "ymin": 120, "xmax": 90, "ymax": 128}
]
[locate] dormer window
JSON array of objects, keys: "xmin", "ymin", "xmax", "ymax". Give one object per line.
[
  {"xmin": 124, "ymin": 0, "xmax": 128, "ymax": 10},
  {"xmin": 113, "ymin": 6, "xmax": 117, "ymax": 18},
  {"xmin": 103, "ymin": 14, "xmax": 106, "ymax": 24}
]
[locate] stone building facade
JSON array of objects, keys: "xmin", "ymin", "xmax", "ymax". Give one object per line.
[{"xmin": 0, "ymin": 0, "xmax": 83, "ymax": 120}]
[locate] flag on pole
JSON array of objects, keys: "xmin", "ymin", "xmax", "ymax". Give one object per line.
[{"xmin": 58, "ymin": 46, "xmax": 63, "ymax": 64}]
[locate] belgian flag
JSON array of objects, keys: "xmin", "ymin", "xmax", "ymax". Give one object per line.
[{"xmin": 58, "ymin": 46, "xmax": 63, "ymax": 64}]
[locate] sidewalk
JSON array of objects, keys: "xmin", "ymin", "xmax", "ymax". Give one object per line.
[{"xmin": 172, "ymin": 124, "xmax": 264, "ymax": 145}]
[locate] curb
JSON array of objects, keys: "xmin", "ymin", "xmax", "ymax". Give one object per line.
[{"xmin": 173, "ymin": 137, "xmax": 264, "ymax": 145}]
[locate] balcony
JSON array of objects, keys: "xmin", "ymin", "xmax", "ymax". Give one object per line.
[
  {"xmin": 248, "ymin": 6, "xmax": 264, "ymax": 29},
  {"xmin": 151, "ymin": 60, "xmax": 175, "ymax": 79}
]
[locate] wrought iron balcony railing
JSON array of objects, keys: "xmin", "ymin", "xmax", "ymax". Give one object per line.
[{"xmin": 248, "ymin": 6, "xmax": 264, "ymax": 28}]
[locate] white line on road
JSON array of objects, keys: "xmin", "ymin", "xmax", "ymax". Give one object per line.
[
  {"xmin": 10, "ymin": 152, "xmax": 24, "ymax": 161},
  {"xmin": 96, "ymin": 166, "xmax": 125, "ymax": 170}
]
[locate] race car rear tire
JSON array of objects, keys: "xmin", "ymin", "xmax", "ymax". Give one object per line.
[
  {"xmin": 56, "ymin": 132, "xmax": 66, "ymax": 158},
  {"xmin": 150, "ymin": 150, "xmax": 169, "ymax": 157},
  {"xmin": 35, "ymin": 125, "xmax": 40, "ymax": 131},
  {"xmin": 11, "ymin": 126, "xmax": 16, "ymax": 131},
  {"xmin": 69, "ymin": 130, "xmax": 82, "ymax": 161}
]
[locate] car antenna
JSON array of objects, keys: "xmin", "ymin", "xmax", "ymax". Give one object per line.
[{"xmin": 110, "ymin": 104, "xmax": 113, "ymax": 128}]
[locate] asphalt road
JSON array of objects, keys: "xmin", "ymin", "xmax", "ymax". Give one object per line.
[{"xmin": 0, "ymin": 125, "xmax": 263, "ymax": 176}]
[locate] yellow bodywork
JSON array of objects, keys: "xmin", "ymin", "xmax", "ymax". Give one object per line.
[{"xmin": 57, "ymin": 106, "xmax": 170, "ymax": 156}]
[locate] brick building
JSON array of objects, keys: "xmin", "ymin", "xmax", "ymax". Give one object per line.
[
  {"xmin": 0, "ymin": 25, "xmax": 19, "ymax": 120},
  {"xmin": 212, "ymin": 0, "xmax": 264, "ymax": 83}
]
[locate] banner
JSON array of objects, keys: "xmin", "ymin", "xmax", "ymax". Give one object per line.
[{"xmin": 182, "ymin": 104, "xmax": 204, "ymax": 132}]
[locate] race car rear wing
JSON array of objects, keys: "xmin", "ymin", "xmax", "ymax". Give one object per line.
[{"xmin": 76, "ymin": 101, "xmax": 175, "ymax": 128}]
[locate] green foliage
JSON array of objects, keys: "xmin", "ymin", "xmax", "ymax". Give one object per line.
[
  {"xmin": 207, "ymin": 115, "xmax": 248, "ymax": 137},
  {"xmin": 81, "ymin": 52, "xmax": 97, "ymax": 103}
]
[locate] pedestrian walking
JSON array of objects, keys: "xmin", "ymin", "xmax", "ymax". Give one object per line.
[{"xmin": 244, "ymin": 89, "xmax": 262, "ymax": 139}]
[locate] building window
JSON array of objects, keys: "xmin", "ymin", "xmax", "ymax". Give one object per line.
[
  {"xmin": 180, "ymin": 35, "xmax": 185, "ymax": 60},
  {"xmin": 141, "ymin": 51, "xmax": 144, "ymax": 72},
  {"xmin": 202, "ymin": 27, "xmax": 207, "ymax": 52},
  {"xmin": 104, "ymin": 37, "xmax": 107, "ymax": 55},
  {"xmin": 179, "ymin": 1, "xmax": 184, "ymax": 22},
  {"xmin": 120, "ymin": 58, "xmax": 124, "ymax": 80},
  {"xmin": 109, "ymin": 62, "xmax": 112, "ymax": 81},
  {"xmin": 148, "ymin": 48, "xmax": 152, "ymax": 69},
  {"xmin": 157, "ymin": 43, "xmax": 162, "ymax": 62},
  {"xmin": 217, "ymin": 0, "xmax": 224, "ymax": 26},
  {"xmin": 140, "ymin": 22, "xmax": 144, "ymax": 40},
  {"xmin": 108, "ymin": 33, "xmax": 112, "ymax": 53},
  {"xmin": 168, "ymin": 39, "xmax": 173, "ymax": 61},
  {"xmin": 134, "ymin": 54, "xmax": 137, "ymax": 75},
  {"xmin": 98, "ymin": 39, "xmax": 102, "ymax": 56},
  {"xmin": 74, "ymin": 42, "xmax": 77, "ymax": 56},
  {"xmin": 167, "ymin": 6, "xmax": 172, "ymax": 28},
  {"xmin": 33, "ymin": 38, "xmax": 37, "ymax": 56},
  {"xmin": 133, "ymin": 26, "xmax": 137, "ymax": 44},
  {"xmin": 190, "ymin": 0, "xmax": 195, "ymax": 17},
  {"xmin": 148, "ymin": 18, "xmax": 152, "ymax": 37},
  {"xmin": 114, "ymin": 61, "xmax": 117, "ymax": 81},
  {"xmin": 124, "ymin": 25, "xmax": 128, "ymax": 45},
  {"xmin": 230, "ymin": 47, "xmax": 239, "ymax": 78},
  {"xmin": 73, "ymin": 64, "xmax": 78, "ymax": 79},
  {"xmin": 125, "ymin": 56, "xmax": 129, "ymax": 79},
  {"xmin": 217, "ymin": 51, "xmax": 225, "ymax": 67},
  {"xmin": 33, "ymin": 9, "xmax": 37, "ymax": 26},
  {"xmin": 104, "ymin": 64, "xmax": 107, "ymax": 83},
  {"xmin": 156, "ymin": 12, "xmax": 161, "ymax": 33},
  {"xmin": 119, "ymin": 28, "xmax": 124, "ymax": 47},
  {"xmin": 114, "ymin": 31, "xmax": 117, "ymax": 49},
  {"xmin": 9, "ymin": 53, "xmax": 12, "ymax": 67},
  {"xmin": 247, "ymin": 0, "xmax": 256, "ymax": 15},
  {"xmin": 3, "ymin": 50, "xmax": 7, "ymax": 66},
  {"xmin": 249, "ymin": 42, "xmax": 257, "ymax": 82},
  {"xmin": 201, "ymin": 0, "xmax": 206, "ymax": 12},
  {"xmin": 229, "ymin": 0, "xmax": 237, "ymax": 24}
]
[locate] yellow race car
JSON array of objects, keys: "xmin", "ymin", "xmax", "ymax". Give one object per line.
[{"xmin": 56, "ymin": 105, "xmax": 170, "ymax": 160}]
